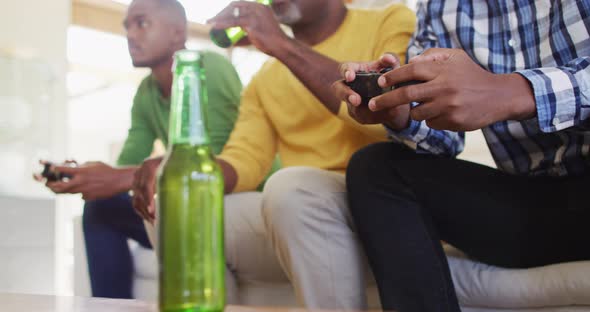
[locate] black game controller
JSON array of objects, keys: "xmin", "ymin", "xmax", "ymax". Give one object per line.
[
  {"xmin": 345, "ymin": 67, "xmax": 422, "ymax": 105},
  {"xmin": 41, "ymin": 162, "xmax": 73, "ymax": 182}
]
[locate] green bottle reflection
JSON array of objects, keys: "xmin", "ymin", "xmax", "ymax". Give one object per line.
[
  {"xmin": 210, "ymin": 0, "xmax": 273, "ymax": 48},
  {"xmin": 157, "ymin": 50, "xmax": 225, "ymax": 312}
]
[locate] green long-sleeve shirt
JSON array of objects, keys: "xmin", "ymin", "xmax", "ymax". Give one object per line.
[{"xmin": 117, "ymin": 51, "xmax": 242, "ymax": 166}]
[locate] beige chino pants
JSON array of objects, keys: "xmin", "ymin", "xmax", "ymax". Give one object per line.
[{"xmin": 146, "ymin": 167, "xmax": 373, "ymax": 309}]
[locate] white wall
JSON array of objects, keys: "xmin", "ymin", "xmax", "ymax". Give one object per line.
[
  {"xmin": 0, "ymin": 0, "xmax": 71, "ymax": 296},
  {"xmin": 0, "ymin": 0, "xmax": 70, "ymax": 192}
]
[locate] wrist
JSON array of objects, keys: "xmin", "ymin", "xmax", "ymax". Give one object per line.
[
  {"xmin": 272, "ymin": 36, "xmax": 297, "ymax": 62},
  {"xmin": 496, "ymin": 73, "xmax": 537, "ymax": 121},
  {"xmin": 115, "ymin": 167, "xmax": 137, "ymax": 193},
  {"xmin": 383, "ymin": 118, "xmax": 410, "ymax": 131}
]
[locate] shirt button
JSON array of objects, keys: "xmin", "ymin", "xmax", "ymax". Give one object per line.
[{"xmin": 508, "ymin": 39, "xmax": 515, "ymax": 47}]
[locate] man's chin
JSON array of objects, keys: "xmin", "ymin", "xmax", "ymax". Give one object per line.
[
  {"xmin": 131, "ymin": 59, "xmax": 151, "ymax": 68},
  {"xmin": 277, "ymin": 17, "xmax": 301, "ymax": 27},
  {"xmin": 276, "ymin": 11, "xmax": 302, "ymax": 25}
]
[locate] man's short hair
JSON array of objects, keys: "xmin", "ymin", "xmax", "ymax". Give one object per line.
[{"xmin": 157, "ymin": 0, "xmax": 187, "ymax": 25}]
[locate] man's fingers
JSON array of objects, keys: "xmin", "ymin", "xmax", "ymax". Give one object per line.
[
  {"xmin": 46, "ymin": 181, "xmax": 75, "ymax": 193},
  {"xmin": 348, "ymin": 93, "xmax": 361, "ymax": 106},
  {"xmin": 339, "ymin": 59, "xmax": 387, "ymax": 82},
  {"xmin": 132, "ymin": 196, "xmax": 147, "ymax": 220},
  {"xmin": 133, "ymin": 192, "xmax": 151, "ymax": 221},
  {"xmin": 378, "ymin": 62, "xmax": 441, "ymax": 88},
  {"xmin": 52, "ymin": 165, "xmax": 80, "ymax": 175},
  {"xmin": 338, "ymin": 63, "xmax": 362, "ymax": 81},
  {"xmin": 338, "ymin": 55, "xmax": 400, "ymax": 83},
  {"xmin": 46, "ymin": 169, "xmax": 87, "ymax": 192},
  {"xmin": 233, "ymin": 36, "xmax": 252, "ymax": 47},
  {"xmin": 131, "ymin": 171, "xmax": 149, "ymax": 220},
  {"xmin": 368, "ymin": 83, "xmax": 435, "ymax": 111},
  {"xmin": 409, "ymin": 48, "xmax": 454, "ymax": 64},
  {"xmin": 346, "ymin": 102, "xmax": 358, "ymax": 119},
  {"xmin": 64, "ymin": 159, "xmax": 78, "ymax": 165},
  {"xmin": 331, "ymin": 80, "xmax": 349, "ymax": 100},
  {"xmin": 331, "ymin": 80, "xmax": 362, "ymax": 106},
  {"xmin": 409, "ymin": 101, "xmax": 443, "ymax": 121},
  {"xmin": 132, "ymin": 157, "xmax": 162, "ymax": 221},
  {"xmin": 147, "ymin": 200, "xmax": 156, "ymax": 220},
  {"xmin": 136, "ymin": 180, "xmax": 155, "ymax": 221},
  {"xmin": 378, "ymin": 53, "xmax": 400, "ymax": 69}
]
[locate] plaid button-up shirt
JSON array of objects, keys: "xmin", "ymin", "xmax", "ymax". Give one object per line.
[{"xmin": 391, "ymin": 0, "xmax": 590, "ymax": 176}]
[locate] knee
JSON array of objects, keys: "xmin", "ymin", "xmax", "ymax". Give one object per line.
[
  {"xmin": 83, "ymin": 199, "xmax": 103, "ymax": 227},
  {"xmin": 348, "ymin": 143, "xmax": 412, "ymax": 184},
  {"xmin": 261, "ymin": 167, "xmax": 333, "ymax": 234},
  {"xmin": 346, "ymin": 143, "xmax": 415, "ymax": 217},
  {"xmin": 82, "ymin": 193, "xmax": 130, "ymax": 227},
  {"xmin": 223, "ymin": 192, "xmax": 264, "ymax": 267}
]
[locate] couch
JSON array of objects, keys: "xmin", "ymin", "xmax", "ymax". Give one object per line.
[{"xmin": 74, "ymin": 217, "xmax": 590, "ymax": 311}]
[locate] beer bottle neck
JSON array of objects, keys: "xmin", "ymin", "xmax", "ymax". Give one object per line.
[{"xmin": 168, "ymin": 53, "xmax": 209, "ymax": 146}]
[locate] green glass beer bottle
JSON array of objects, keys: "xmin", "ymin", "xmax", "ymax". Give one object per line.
[
  {"xmin": 209, "ymin": 0, "xmax": 273, "ymax": 48},
  {"xmin": 157, "ymin": 50, "xmax": 225, "ymax": 312}
]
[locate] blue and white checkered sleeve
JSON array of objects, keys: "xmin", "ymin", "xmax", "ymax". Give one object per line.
[
  {"xmin": 386, "ymin": 0, "xmax": 464, "ymax": 157},
  {"xmin": 517, "ymin": 56, "xmax": 590, "ymax": 133},
  {"xmin": 386, "ymin": 115, "xmax": 465, "ymax": 157},
  {"xmin": 406, "ymin": 0, "xmax": 439, "ymax": 61}
]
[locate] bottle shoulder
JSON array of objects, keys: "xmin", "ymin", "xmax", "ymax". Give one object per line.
[{"xmin": 159, "ymin": 145, "xmax": 220, "ymax": 176}]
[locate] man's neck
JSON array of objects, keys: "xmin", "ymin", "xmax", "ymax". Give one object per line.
[
  {"xmin": 151, "ymin": 56, "xmax": 174, "ymax": 99},
  {"xmin": 291, "ymin": 5, "xmax": 347, "ymax": 46}
]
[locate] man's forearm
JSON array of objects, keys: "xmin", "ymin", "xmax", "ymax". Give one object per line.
[
  {"xmin": 498, "ymin": 73, "xmax": 536, "ymax": 121},
  {"xmin": 274, "ymin": 38, "xmax": 343, "ymax": 114}
]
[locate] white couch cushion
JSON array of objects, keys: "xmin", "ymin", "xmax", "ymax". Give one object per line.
[
  {"xmin": 131, "ymin": 243, "xmax": 590, "ymax": 309},
  {"xmin": 446, "ymin": 247, "xmax": 590, "ymax": 309},
  {"xmin": 131, "ymin": 242, "xmax": 157, "ymax": 280}
]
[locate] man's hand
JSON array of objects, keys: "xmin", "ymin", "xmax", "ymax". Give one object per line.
[
  {"xmin": 131, "ymin": 157, "xmax": 163, "ymax": 223},
  {"xmin": 368, "ymin": 48, "xmax": 536, "ymax": 131},
  {"xmin": 331, "ymin": 54, "xmax": 411, "ymax": 130},
  {"xmin": 34, "ymin": 160, "xmax": 134, "ymax": 201},
  {"xmin": 207, "ymin": 1, "xmax": 290, "ymax": 56}
]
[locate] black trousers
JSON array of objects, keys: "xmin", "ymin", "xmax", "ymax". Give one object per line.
[{"xmin": 346, "ymin": 142, "xmax": 590, "ymax": 312}]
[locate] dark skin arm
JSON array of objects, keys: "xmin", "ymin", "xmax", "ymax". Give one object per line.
[
  {"xmin": 331, "ymin": 53, "xmax": 411, "ymax": 130},
  {"xmin": 208, "ymin": 2, "xmax": 344, "ymax": 113},
  {"xmin": 131, "ymin": 156, "xmax": 237, "ymax": 223},
  {"xmin": 274, "ymin": 39, "xmax": 344, "ymax": 113},
  {"xmin": 370, "ymin": 48, "xmax": 536, "ymax": 131},
  {"xmin": 34, "ymin": 160, "xmax": 137, "ymax": 201},
  {"xmin": 333, "ymin": 48, "xmax": 535, "ymax": 131}
]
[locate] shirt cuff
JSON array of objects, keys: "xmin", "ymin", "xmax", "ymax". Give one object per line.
[
  {"xmin": 516, "ymin": 68, "xmax": 578, "ymax": 133},
  {"xmin": 384, "ymin": 119, "xmax": 423, "ymax": 151}
]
